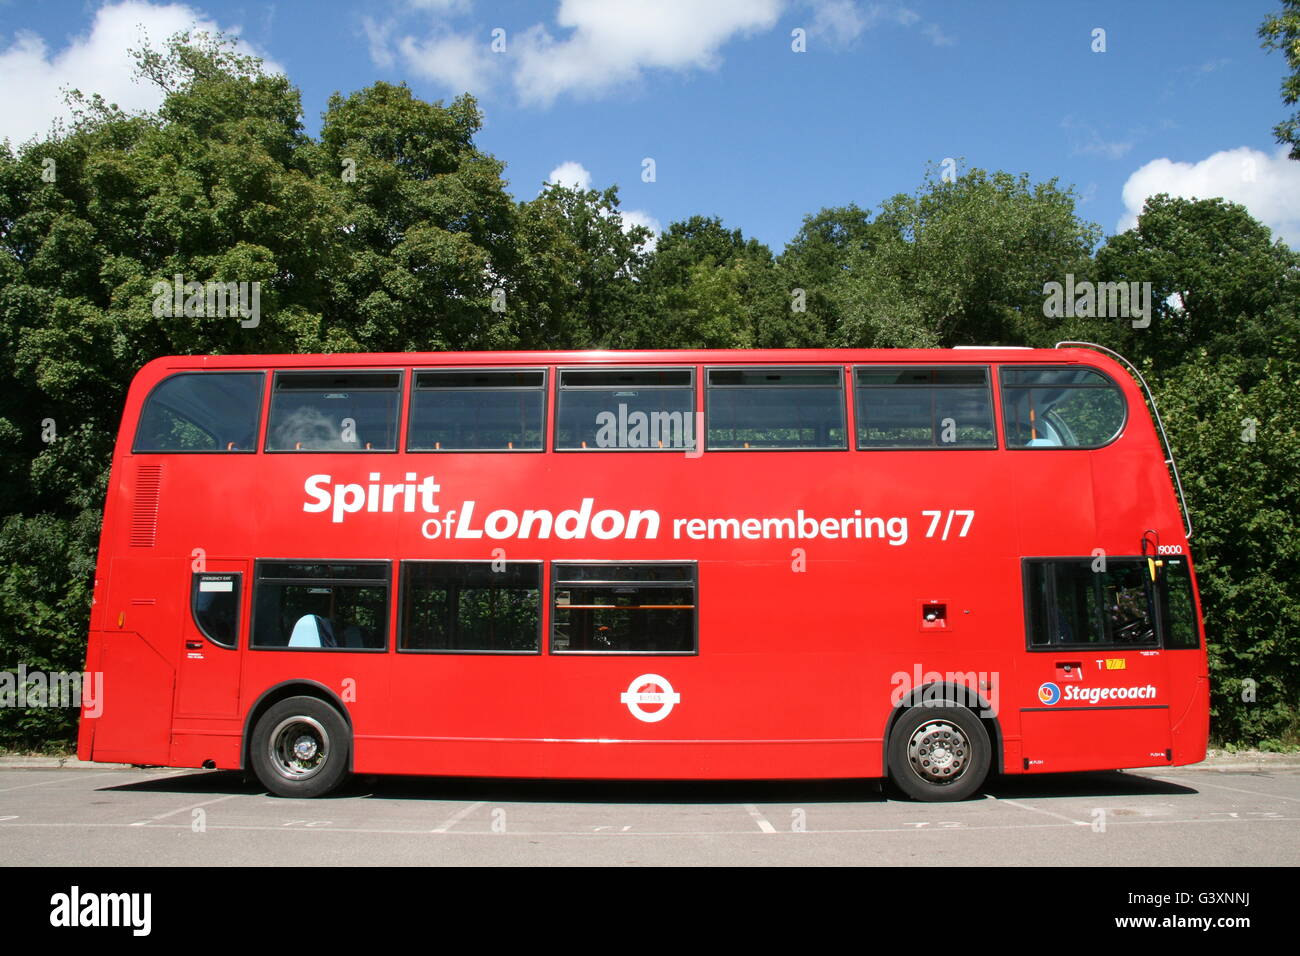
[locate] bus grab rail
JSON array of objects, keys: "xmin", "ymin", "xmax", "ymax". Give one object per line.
[{"xmin": 1055, "ymin": 341, "xmax": 1192, "ymax": 540}]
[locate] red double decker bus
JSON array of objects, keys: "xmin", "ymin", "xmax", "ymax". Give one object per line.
[{"xmin": 77, "ymin": 344, "xmax": 1208, "ymax": 800}]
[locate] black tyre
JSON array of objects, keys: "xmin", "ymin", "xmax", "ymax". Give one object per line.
[
  {"xmin": 887, "ymin": 703, "xmax": 990, "ymax": 802},
  {"xmin": 250, "ymin": 696, "xmax": 350, "ymax": 798}
]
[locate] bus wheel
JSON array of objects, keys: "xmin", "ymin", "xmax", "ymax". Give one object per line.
[
  {"xmin": 251, "ymin": 697, "xmax": 350, "ymax": 798},
  {"xmin": 887, "ymin": 704, "xmax": 990, "ymax": 802}
]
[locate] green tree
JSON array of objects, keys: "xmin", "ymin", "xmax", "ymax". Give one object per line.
[
  {"xmin": 828, "ymin": 166, "xmax": 1102, "ymax": 348},
  {"xmin": 1096, "ymin": 194, "xmax": 1300, "ymax": 375},
  {"xmin": 1154, "ymin": 355, "xmax": 1300, "ymax": 746},
  {"xmin": 775, "ymin": 204, "xmax": 879, "ymax": 346},
  {"xmin": 631, "ymin": 216, "xmax": 808, "ymax": 348},
  {"xmin": 1260, "ymin": 0, "xmax": 1300, "ymax": 159},
  {"xmin": 312, "ymin": 82, "xmax": 518, "ymax": 351},
  {"xmin": 511, "ymin": 182, "xmax": 651, "ymax": 348}
]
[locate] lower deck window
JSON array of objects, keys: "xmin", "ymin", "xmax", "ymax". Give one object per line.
[
  {"xmin": 400, "ymin": 561, "xmax": 541, "ymax": 652},
  {"xmin": 551, "ymin": 563, "xmax": 697, "ymax": 654},
  {"xmin": 252, "ymin": 562, "xmax": 389, "ymax": 650}
]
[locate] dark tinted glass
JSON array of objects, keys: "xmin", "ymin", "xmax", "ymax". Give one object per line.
[
  {"xmin": 557, "ymin": 369, "xmax": 695, "ymax": 450},
  {"xmin": 267, "ymin": 371, "xmax": 400, "ymax": 451},
  {"xmin": 134, "ymin": 372, "xmax": 263, "ymax": 452},
  {"xmin": 192, "ymin": 573, "xmax": 240, "ymax": 648},
  {"xmin": 855, "ymin": 367, "xmax": 994, "ymax": 448},
  {"xmin": 409, "ymin": 370, "xmax": 544, "ymax": 451},
  {"xmin": 401, "ymin": 562, "xmax": 540, "ymax": 652},
  {"xmin": 707, "ymin": 368, "xmax": 845, "ymax": 450},
  {"xmin": 554, "ymin": 564, "xmax": 693, "ymax": 583},
  {"xmin": 252, "ymin": 562, "xmax": 388, "ymax": 650},
  {"xmin": 1026, "ymin": 559, "xmax": 1156, "ymax": 648},
  {"xmin": 1001, "ymin": 367, "xmax": 1125, "ymax": 448},
  {"xmin": 1160, "ymin": 558, "xmax": 1200, "ymax": 649},
  {"xmin": 551, "ymin": 563, "xmax": 696, "ymax": 653}
]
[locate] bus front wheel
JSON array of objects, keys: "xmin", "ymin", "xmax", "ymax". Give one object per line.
[
  {"xmin": 887, "ymin": 704, "xmax": 990, "ymax": 802},
  {"xmin": 250, "ymin": 696, "xmax": 350, "ymax": 798}
]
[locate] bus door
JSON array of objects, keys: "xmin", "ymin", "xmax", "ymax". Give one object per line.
[
  {"xmin": 1018, "ymin": 556, "xmax": 1173, "ymax": 773},
  {"xmin": 175, "ymin": 560, "xmax": 248, "ymax": 719}
]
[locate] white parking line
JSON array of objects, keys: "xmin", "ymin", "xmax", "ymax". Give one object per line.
[
  {"xmin": 996, "ymin": 798, "xmax": 1089, "ymax": 826},
  {"xmin": 0, "ymin": 771, "xmax": 133, "ymax": 794},
  {"xmin": 743, "ymin": 804, "xmax": 777, "ymax": 833},
  {"xmin": 430, "ymin": 801, "xmax": 485, "ymax": 833},
  {"xmin": 131, "ymin": 794, "xmax": 241, "ymax": 826}
]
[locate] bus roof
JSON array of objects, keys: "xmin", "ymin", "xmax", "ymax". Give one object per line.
[{"xmin": 136, "ymin": 346, "xmax": 1118, "ymax": 373}]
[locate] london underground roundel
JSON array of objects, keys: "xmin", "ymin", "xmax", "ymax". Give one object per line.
[{"xmin": 620, "ymin": 674, "xmax": 680, "ymax": 723}]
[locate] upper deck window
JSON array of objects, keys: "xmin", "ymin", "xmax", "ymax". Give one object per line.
[
  {"xmin": 556, "ymin": 369, "xmax": 695, "ymax": 451},
  {"xmin": 707, "ymin": 367, "xmax": 846, "ymax": 450},
  {"xmin": 133, "ymin": 372, "xmax": 264, "ymax": 452},
  {"xmin": 1001, "ymin": 367, "xmax": 1125, "ymax": 449},
  {"xmin": 408, "ymin": 369, "xmax": 545, "ymax": 452},
  {"xmin": 266, "ymin": 371, "xmax": 401, "ymax": 452},
  {"xmin": 855, "ymin": 367, "xmax": 995, "ymax": 449}
]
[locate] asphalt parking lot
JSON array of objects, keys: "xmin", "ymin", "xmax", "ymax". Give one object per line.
[{"xmin": 2, "ymin": 761, "xmax": 1296, "ymax": 866}]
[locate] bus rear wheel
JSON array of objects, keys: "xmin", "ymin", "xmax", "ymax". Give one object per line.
[
  {"xmin": 250, "ymin": 697, "xmax": 350, "ymax": 798},
  {"xmin": 887, "ymin": 704, "xmax": 990, "ymax": 802}
]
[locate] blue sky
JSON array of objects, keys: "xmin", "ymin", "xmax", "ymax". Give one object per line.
[{"xmin": 2, "ymin": 1, "xmax": 1297, "ymax": 250}]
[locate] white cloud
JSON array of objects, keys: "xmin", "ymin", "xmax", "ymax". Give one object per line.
[
  {"xmin": 406, "ymin": 0, "xmax": 475, "ymax": 11},
  {"xmin": 920, "ymin": 22, "xmax": 955, "ymax": 47},
  {"xmin": 0, "ymin": 1, "xmax": 282, "ymax": 147},
  {"xmin": 369, "ymin": 1, "xmax": 953, "ymax": 106},
  {"xmin": 513, "ymin": 0, "xmax": 783, "ymax": 106},
  {"xmin": 362, "ymin": 16, "xmax": 397, "ymax": 70},
  {"xmin": 396, "ymin": 29, "xmax": 497, "ymax": 93},
  {"xmin": 1060, "ymin": 115, "xmax": 1133, "ymax": 160},
  {"xmin": 804, "ymin": 3, "xmax": 951, "ymax": 48},
  {"xmin": 808, "ymin": 0, "xmax": 867, "ymax": 46},
  {"xmin": 546, "ymin": 160, "xmax": 593, "ymax": 191},
  {"xmin": 1117, "ymin": 146, "xmax": 1300, "ymax": 246}
]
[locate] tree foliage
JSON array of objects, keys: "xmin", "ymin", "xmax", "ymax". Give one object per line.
[{"xmin": 1260, "ymin": 0, "xmax": 1300, "ymax": 159}]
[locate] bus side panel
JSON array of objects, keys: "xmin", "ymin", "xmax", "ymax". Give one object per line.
[
  {"xmin": 1020, "ymin": 706, "xmax": 1171, "ymax": 774},
  {"xmin": 355, "ymin": 738, "xmax": 879, "ymax": 780},
  {"xmin": 169, "ymin": 726, "xmax": 242, "ymax": 770},
  {"xmin": 87, "ymin": 630, "xmax": 174, "ymax": 765},
  {"xmin": 1169, "ymin": 674, "xmax": 1210, "ymax": 765}
]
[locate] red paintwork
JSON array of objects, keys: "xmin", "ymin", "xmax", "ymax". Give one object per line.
[{"xmin": 77, "ymin": 348, "xmax": 1209, "ymax": 780}]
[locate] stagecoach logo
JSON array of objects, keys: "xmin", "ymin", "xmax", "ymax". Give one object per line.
[
  {"xmin": 620, "ymin": 674, "xmax": 680, "ymax": 723},
  {"xmin": 1037, "ymin": 682, "xmax": 1062, "ymax": 705}
]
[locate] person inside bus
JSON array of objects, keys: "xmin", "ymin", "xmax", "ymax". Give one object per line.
[{"xmin": 288, "ymin": 613, "xmax": 338, "ymax": 648}]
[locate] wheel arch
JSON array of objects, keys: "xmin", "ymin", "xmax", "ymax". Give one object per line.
[
  {"xmin": 881, "ymin": 681, "xmax": 1004, "ymax": 779},
  {"xmin": 241, "ymin": 680, "xmax": 354, "ymax": 772}
]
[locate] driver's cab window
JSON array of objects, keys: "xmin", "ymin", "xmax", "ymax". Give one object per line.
[{"xmin": 1025, "ymin": 558, "xmax": 1157, "ymax": 648}]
